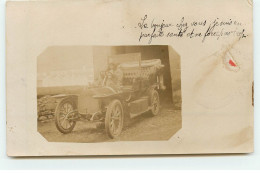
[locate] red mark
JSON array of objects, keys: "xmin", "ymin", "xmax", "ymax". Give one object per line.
[{"xmin": 229, "ymin": 59, "xmax": 237, "ymax": 67}]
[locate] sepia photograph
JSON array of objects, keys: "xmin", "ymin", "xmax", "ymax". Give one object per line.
[
  {"xmin": 37, "ymin": 45, "xmax": 182, "ymax": 142},
  {"xmin": 5, "ymin": 0, "xmax": 254, "ymax": 157}
]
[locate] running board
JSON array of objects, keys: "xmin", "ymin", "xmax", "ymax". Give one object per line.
[
  {"xmin": 130, "ymin": 108, "xmax": 151, "ymax": 119},
  {"xmin": 129, "ymin": 96, "xmax": 150, "ymax": 118}
]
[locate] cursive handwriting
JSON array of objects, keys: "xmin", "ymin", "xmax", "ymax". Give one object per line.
[{"xmin": 136, "ymin": 15, "xmax": 248, "ymax": 44}]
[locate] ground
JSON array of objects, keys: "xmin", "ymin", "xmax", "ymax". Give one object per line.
[{"xmin": 38, "ymin": 103, "xmax": 182, "ymax": 143}]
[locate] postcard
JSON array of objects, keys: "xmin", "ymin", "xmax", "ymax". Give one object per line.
[{"xmin": 6, "ymin": 0, "xmax": 253, "ymax": 156}]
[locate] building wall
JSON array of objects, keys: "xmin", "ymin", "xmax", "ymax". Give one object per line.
[{"xmin": 37, "ymin": 46, "xmax": 94, "ymax": 87}]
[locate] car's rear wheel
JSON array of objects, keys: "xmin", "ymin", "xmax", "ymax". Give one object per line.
[
  {"xmin": 105, "ymin": 99, "xmax": 124, "ymax": 139},
  {"xmin": 55, "ymin": 98, "xmax": 77, "ymax": 134},
  {"xmin": 150, "ymin": 89, "xmax": 160, "ymax": 116}
]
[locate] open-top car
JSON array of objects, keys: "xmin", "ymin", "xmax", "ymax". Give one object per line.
[{"xmin": 54, "ymin": 57, "xmax": 165, "ymax": 138}]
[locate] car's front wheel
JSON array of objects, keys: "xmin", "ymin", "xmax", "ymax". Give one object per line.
[
  {"xmin": 105, "ymin": 99, "xmax": 124, "ymax": 139},
  {"xmin": 55, "ymin": 98, "xmax": 77, "ymax": 134}
]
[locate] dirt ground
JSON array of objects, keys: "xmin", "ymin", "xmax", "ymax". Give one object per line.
[{"xmin": 38, "ymin": 103, "xmax": 182, "ymax": 143}]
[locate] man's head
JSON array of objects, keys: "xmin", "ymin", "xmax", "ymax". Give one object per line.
[{"xmin": 108, "ymin": 63, "xmax": 116, "ymax": 70}]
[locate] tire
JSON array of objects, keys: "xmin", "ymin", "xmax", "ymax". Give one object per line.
[
  {"xmin": 55, "ymin": 98, "xmax": 77, "ymax": 134},
  {"xmin": 149, "ymin": 89, "xmax": 160, "ymax": 116},
  {"xmin": 105, "ymin": 99, "xmax": 124, "ymax": 139}
]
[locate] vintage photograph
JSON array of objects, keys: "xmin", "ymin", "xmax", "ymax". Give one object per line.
[
  {"xmin": 37, "ymin": 45, "xmax": 182, "ymax": 142},
  {"xmin": 6, "ymin": 0, "xmax": 254, "ymax": 157}
]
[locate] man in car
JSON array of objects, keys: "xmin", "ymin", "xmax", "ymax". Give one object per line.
[{"xmin": 104, "ymin": 63, "xmax": 123, "ymax": 91}]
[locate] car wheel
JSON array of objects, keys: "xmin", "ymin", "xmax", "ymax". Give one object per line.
[
  {"xmin": 105, "ymin": 99, "xmax": 124, "ymax": 139},
  {"xmin": 150, "ymin": 89, "xmax": 160, "ymax": 116},
  {"xmin": 55, "ymin": 98, "xmax": 77, "ymax": 134}
]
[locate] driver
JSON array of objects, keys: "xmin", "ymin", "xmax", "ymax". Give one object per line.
[{"xmin": 102, "ymin": 63, "xmax": 123, "ymax": 91}]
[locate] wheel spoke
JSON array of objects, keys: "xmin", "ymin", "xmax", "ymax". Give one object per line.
[
  {"xmin": 65, "ymin": 120, "xmax": 69, "ymax": 129},
  {"xmin": 67, "ymin": 104, "xmax": 72, "ymax": 113},
  {"xmin": 67, "ymin": 104, "xmax": 70, "ymax": 113},
  {"xmin": 59, "ymin": 116, "xmax": 65, "ymax": 121},
  {"xmin": 153, "ymin": 95, "xmax": 158, "ymax": 103},
  {"xmin": 65, "ymin": 103, "xmax": 69, "ymax": 113},
  {"xmin": 112, "ymin": 116, "xmax": 119, "ymax": 120},
  {"xmin": 61, "ymin": 118, "xmax": 66, "ymax": 128},
  {"xmin": 116, "ymin": 106, "xmax": 121, "ymax": 115},
  {"xmin": 60, "ymin": 112, "xmax": 66, "ymax": 117},
  {"xmin": 110, "ymin": 120, "xmax": 115, "ymax": 133},
  {"xmin": 67, "ymin": 106, "xmax": 70, "ymax": 114},
  {"xmin": 112, "ymin": 106, "xmax": 117, "ymax": 115},
  {"xmin": 63, "ymin": 104, "xmax": 67, "ymax": 113},
  {"xmin": 111, "ymin": 106, "xmax": 120, "ymax": 120},
  {"xmin": 66, "ymin": 120, "xmax": 71, "ymax": 129},
  {"xmin": 116, "ymin": 108, "xmax": 120, "ymax": 117},
  {"xmin": 60, "ymin": 107, "xmax": 65, "ymax": 114}
]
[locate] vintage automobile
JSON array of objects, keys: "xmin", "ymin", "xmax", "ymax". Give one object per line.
[{"xmin": 54, "ymin": 58, "xmax": 165, "ymax": 138}]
